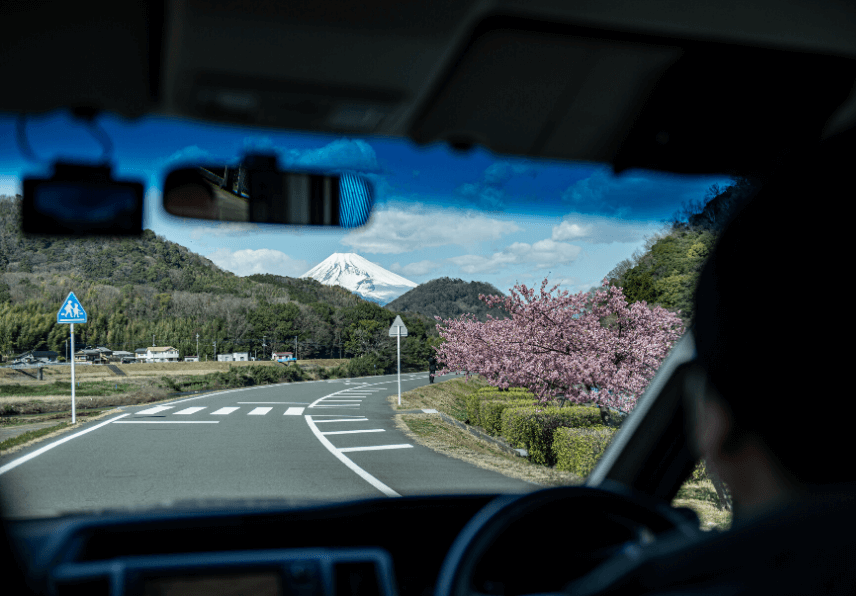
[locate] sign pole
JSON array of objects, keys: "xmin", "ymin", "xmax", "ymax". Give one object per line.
[
  {"xmin": 70, "ymin": 323, "xmax": 75, "ymax": 424},
  {"xmin": 387, "ymin": 315, "xmax": 408, "ymax": 407}
]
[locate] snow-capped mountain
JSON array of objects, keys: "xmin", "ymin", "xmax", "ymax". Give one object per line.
[{"xmin": 300, "ymin": 253, "xmax": 417, "ymax": 305}]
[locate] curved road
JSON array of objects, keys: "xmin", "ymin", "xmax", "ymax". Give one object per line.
[{"xmin": 0, "ymin": 373, "xmax": 535, "ymax": 518}]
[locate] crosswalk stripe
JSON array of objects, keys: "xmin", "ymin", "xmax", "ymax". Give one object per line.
[
  {"xmin": 338, "ymin": 444, "xmax": 413, "ymax": 452},
  {"xmin": 314, "ymin": 418, "xmax": 369, "ymax": 423},
  {"xmin": 211, "ymin": 407, "xmax": 239, "ymax": 415},
  {"xmin": 136, "ymin": 406, "xmax": 174, "ymax": 415},
  {"xmin": 248, "ymin": 407, "xmax": 272, "ymax": 415},
  {"xmin": 174, "ymin": 407, "xmax": 206, "ymax": 415},
  {"xmin": 284, "ymin": 407, "xmax": 305, "ymax": 415}
]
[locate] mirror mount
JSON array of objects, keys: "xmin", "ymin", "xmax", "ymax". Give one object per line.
[{"xmin": 22, "ymin": 161, "xmax": 144, "ymax": 236}]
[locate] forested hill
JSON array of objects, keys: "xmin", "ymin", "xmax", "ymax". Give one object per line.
[
  {"xmin": 0, "ymin": 195, "xmax": 437, "ymax": 371},
  {"xmin": 600, "ymin": 177, "xmax": 759, "ymax": 332},
  {"xmin": 386, "ymin": 278, "xmax": 509, "ymax": 322}
]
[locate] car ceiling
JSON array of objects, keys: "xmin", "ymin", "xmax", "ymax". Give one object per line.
[{"xmin": 2, "ymin": 0, "xmax": 856, "ymax": 176}]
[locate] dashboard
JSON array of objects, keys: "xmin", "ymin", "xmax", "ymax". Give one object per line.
[{"xmin": 3, "ymin": 494, "xmax": 696, "ymax": 596}]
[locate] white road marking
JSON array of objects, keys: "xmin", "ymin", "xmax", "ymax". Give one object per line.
[
  {"xmin": 174, "ymin": 407, "xmax": 206, "ymax": 415},
  {"xmin": 248, "ymin": 407, "xmax": 272, "ymax": 415},
  {"xmin": 312, "ymin": 404, "xmax": 360, "ymax": 407},
  {"xmin": 314, "ymin": 418, "xmax": 369, "ymax": 423},
  {"xmin": 0, "ymin": 414, "xmax": 130, "ymax": 477},
  {"xmin": 114, "ymin": 421, "xmax": 219, "ymax": 424},
  {"xmin": 211, "ymin": 407, "xmax": 240, "ymax": 415},
  {"xmin": 136, "ymin": 406, "xmax": 174, "ymax": 415},
  {"xmin": 284, "ymin": 407, "xmax": 305, "ymax": 415},
  {"xmin": 237, "ymin": 402, "xmax": 309, "ymax": 404},
  {"xmin": 305, "ymin": 416, "xmax": 400, "ymax": 498},
  {"xmin": 338, "ymin": 444, "xmax": 413, "ymax": 453},
  {"xmin": 321, "ymin": 429, "xmax": 385, "ymax": 435},
  {"xmin": 422, "ymin": 409, "xmax": 439, "ymax": 413}
]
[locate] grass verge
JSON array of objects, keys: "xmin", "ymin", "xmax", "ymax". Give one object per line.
[
  {"xmin": 394, "ymin": 376, "xmax": 733, "ymax": 532},
  {"xmin": 0, "ymin": 407, "xmax": 124, "ymax": 456}
]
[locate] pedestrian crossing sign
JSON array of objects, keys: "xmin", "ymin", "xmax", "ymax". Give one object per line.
[{"xmin": 57, "ymin": 292, "xmax": 87, "ymax": 324}]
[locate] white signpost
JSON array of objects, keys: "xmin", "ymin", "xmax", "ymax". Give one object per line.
[
  {"xmin": 57, "ymin": 292, "xmax": 87, "ymax": 424},
  {"xmin": 388, "ymin": 315, "xmax": 408, "ymax": 405}
]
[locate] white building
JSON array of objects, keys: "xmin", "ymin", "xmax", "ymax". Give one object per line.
[
  {"xmin": 217, "ymin": 352, "xmax": 249, "ymax": 362},
  {"xmin": 135, "ymin": 346, "xmax": 180, "ymax": 363},
  {"xmin": 184, "ymin": 356, "xmax": 199, "ymax": 362}
]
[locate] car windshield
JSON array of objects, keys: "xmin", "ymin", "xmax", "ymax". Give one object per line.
[{"xmin": 0, "ymin": 111, "xmax": 736, "ymax": 527}]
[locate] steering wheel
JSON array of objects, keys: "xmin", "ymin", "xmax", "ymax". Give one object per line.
[{"xmin": 434, "ymin": 482, "xmax": 701, "ymax": 596}]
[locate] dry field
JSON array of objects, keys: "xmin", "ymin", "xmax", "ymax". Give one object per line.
[{"xmin": 0, "ymin": 359, "xmax": 349, "ymax": 386}]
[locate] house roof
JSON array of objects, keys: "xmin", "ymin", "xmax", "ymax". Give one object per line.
[{"xmin": 147, "ymin": 346, "xmax": 177, "ymax": 352}]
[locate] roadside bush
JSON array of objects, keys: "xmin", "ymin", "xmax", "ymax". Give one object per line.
[
  {"xmin": 553, "ymin": 426, "xmax": 617, "ymax": 477},
  {"xmin": 346, "ymin": 354, "xmax": 390, "ymax": 377},
  {"xmin": 477, "ymin": 398, "xmax": 536, "ymax": 435},
  {"xmin": 691, "ymin": 459, "xmax": 708, "ymax": 481},
  {"xmin": 477, "ymin": 386, "xmax": 532, "ymax": 395},
  {"xmin": 465, "ymin": 389, "xmax": 537, "ymax": 424},
  {"xmin": 500, "ymin": 405, "xmax": 603, "ymax": 466}
]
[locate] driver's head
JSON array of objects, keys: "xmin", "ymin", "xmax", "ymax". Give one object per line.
[{"xmin": 686, "ymin": 128, "xmax": 854, "ymax": 512}]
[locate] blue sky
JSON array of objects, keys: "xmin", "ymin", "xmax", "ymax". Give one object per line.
[{"xmin": 0, "ymin": 111, "xmax": 732, "ymax": 296}]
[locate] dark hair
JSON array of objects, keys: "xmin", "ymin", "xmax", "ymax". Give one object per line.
[{"xmin": 692, "ymin": 127, "xmax": 854, "ymax": 486}]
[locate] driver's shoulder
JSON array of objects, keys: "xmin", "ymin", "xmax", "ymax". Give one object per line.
[{"xmin": 568, "ymin": 484, "xmax": 856, "ymax": 596}]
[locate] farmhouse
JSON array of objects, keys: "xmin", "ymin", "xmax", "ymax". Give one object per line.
[{"xmin": 135, "ymin": 346, "xmax": 180, "ymax": 363}]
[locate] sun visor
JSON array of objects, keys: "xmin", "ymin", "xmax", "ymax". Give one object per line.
[
  {"xmin": 409, "ymin": 16, "xmax": 683, "ymax": 163},
  {"xmin": 181, "ymin": 72, "xmax": 405, "ymax": 133},
  {"xmin": 410, "ymin": 15, "xmax": 856, "ymax": 176}
]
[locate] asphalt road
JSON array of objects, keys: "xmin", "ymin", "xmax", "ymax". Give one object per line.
[{"xmin": 0, "ymin": 372, "xmax": 536, "ymax": 518}]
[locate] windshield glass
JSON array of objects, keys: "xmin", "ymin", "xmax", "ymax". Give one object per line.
[{"xmin": 0, "ymin": 111, "xmax": 735, "ymax": 522}]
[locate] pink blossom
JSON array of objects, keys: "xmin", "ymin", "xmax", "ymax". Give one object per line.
[{"xmin": 434, "ymin": 278, "xmax": 684, "ymax": 413}]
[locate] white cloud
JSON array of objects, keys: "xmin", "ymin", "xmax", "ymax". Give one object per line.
[
  {"xmin": 390, "ymin": 260, "xmax": 445, "ymax": 277},
  {"xmin": 206, "ymin": 248, "xmax": 308, "ymax": 278},
  {"xmin": 340, "ymin": 204, "xmax": 521, "ymax": 254},
  {"xmin": 189, "ymin": 222, "xmax": 263, "ymax": 240},
  {"xmin": 164, "ymin": 145, "xmax": 212, "ymax": 166},
  {"xmin": 449, "ymin": 238, "xmax": 582, "ymax": 274},
  {"xmin": 562, "ymin": 168, "xmax": 612, "ymax": 205},
  {"xmin": 280, "ymin": 138, "xmax": 380, "ymax": 172},
  {"xmin": 551, "ymin": 220, "xmax": 594, "ymax": 241}
]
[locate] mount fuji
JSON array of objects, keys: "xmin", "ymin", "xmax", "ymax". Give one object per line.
[{"xmin": 300, "ymin": 253, "xmax": 418, "ymax": 305}]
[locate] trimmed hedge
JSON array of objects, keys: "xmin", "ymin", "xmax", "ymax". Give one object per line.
[
  {"xmin": 553, "ymin": 426, "xmax": 618, "ymax": 477},
  {"xmin": 464, "ymin": 390, "xmax": 536, "ymax": 424},
  {"xmin": 476, "ymin": 386, "xmax": 532, "ymax": 395},
  {"xmin": 478, "ymin": 399, "xmax": 536, "ymax": 435},
  {"xmin": 500, "ymin": 405, "xmax": 603, "ymax": 466}
]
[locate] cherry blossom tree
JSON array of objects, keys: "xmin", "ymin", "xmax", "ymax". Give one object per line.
[{"xmin": 434, "ymin": 278, "xmax": 685, "ymax": 413}]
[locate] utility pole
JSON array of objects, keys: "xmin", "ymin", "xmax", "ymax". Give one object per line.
[
  {"xmin": 262, "ymin": 336, "xmax": 266, "ymax": 361},
  {"xmin": 152, "ymin": 334, "xmax": 155, "ymax": 347},
  {"xmin": 213, "ymin": 341, "xmax": 217, "ymax": 361},
  {"xmin": 294, "ymin": 335, "xmax": 298, "ymax": 361},
  {"xmin": 196, "ymin": 333, "xmax": 199, "ymax": 358}
]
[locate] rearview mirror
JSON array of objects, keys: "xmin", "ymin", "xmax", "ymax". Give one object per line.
[{"xmin": 163, "ymin": 154, "xmax": 374, "ymax": 228}]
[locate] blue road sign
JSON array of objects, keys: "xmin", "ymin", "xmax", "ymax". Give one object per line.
[{"xmin": 57, "ymin": 292, "xmax": 87, "ymax": 324}]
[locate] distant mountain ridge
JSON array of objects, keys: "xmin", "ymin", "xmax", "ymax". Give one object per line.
[
  {"xmin": 386, "ymin": 277, "xmax": 509, "ymax": 322},
  {"xmin": 301, "ymin": 253, "xmax": 417, "ymax": 305}
]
